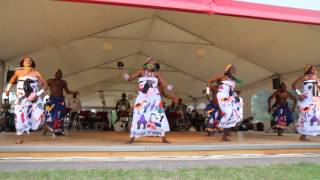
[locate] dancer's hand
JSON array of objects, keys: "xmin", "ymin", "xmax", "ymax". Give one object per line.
[
  {"xmin": 219, "ymin": 110, "xmax": 226, "ymax": 117},
  {"xmin": 166, "ymin": 84, "xmax": 173, "ymax": 91},
  {"xmin": 123, "ymin": 72, "xmax": 130, "ymax": 81},
  {"xmin": 27, "ymin": 92, "xmax": 37, "ymax": 101},
  {"xmin": 299, "ymin": 94, "xmax": 306, "ymax": 101},
  {"xmin": 291, "ymin": 107, "xmax": 295, "ymax": 113},
  {"xmin": 4, "ymin": 91, "xmax": 9, "ymax": 98}
]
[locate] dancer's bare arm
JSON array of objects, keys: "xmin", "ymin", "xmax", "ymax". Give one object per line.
[
  {"xmin": 63, "ymin": 81, "xmax": 79, "ymax": 95},
  {"xmin": 208, "ymin": 75, "xmax": 224, "ymax": 87},
  {"xmin": 127, "ymin": 70, "xmax": 143, "ymax": 81},
  {"xmin": 35, "ymin": 71, "xmax": 48, "ymax": 90},
  {"xmin": 5, "ymin": 71, "xmax": 19, "ymax": 95},
  {"xmin": 159, "ymin": 83, "xmax": 177, "ymax": 103},
  {"xmin": 292, "ymin": 75, "xmax": 305, "ymax": 100},
  {"xmin": 268, "ymin": 91, "xmax": 277, "ymax": 113},
  {"xmin": 288, "ymin": 92, "xmax": 297, "ymax": 112},
  {"xmin": 155, "ymin": 72, "xmax": 167, "ymax": 87}
]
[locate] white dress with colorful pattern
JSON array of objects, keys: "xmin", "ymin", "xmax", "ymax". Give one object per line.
[
  {"xmin": 130, "ymin": 73, "xmax": 170, "ymax": 138},
  {"xmin": 217, "ymin": 80, "xmax": 241, "ymax": 128},
  {"xmin": 14, "ymin": 74, "xmax": 44, "ymax": 135},
  {"xmin": 297, "ymin": 79, "xmax": 320, "ymax": 136}
]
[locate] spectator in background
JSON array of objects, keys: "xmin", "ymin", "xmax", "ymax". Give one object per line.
[
  {"xmin": 115, "ymin": 93, "xmax": 130, "ymax": 120},
  {"xmin": 68, "ymin": 93, "xmax": 82, "ymax": 130}
]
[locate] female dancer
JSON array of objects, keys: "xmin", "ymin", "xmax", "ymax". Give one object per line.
[
  {"xmin": 5, "ymin": 56, "xmax": 47, "ymax": 144},
  {"xmin": 207, "ymin": 64, "xmax": 242, "ymax": 141},
  {"xmin": 292, "ymin": 65, "xmax": 320, "ymax": 141},
  {"xmin": 124, "ymin": 57, "xmax": 176, "ymax": 144}
]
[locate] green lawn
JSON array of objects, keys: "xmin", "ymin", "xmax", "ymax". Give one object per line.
[{"xmin": 2, "ymin": 163, "xmax": 320, "ymax": 180}]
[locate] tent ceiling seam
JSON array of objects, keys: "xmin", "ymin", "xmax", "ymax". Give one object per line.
[
  {"xmin": 156, "ymin": 16, "xmax": 277, "ymax": 74},
  {"xmin": 64, "ymin": 53, "xmax": 137, "ymax": 78},
  {"xmin": 4, "ymin": 17, "xmax": 152, "ymax": 62}
]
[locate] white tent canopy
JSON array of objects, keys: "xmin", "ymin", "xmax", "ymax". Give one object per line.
[{"xmin": 1, "ymin": 0, "xmax": 320, "ymax": 117}]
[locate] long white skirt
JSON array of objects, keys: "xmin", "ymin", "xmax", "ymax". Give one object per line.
[
  {"xmin": 130, "ymin": 92, "xmax": 170, "ymax": 138},
  {"xmin": 14, "ymin": 97, "xmax": 44, "ymax": 135},
  {"xmin": 297, "ymin": 97, "xmax": 320, "ymax": 136},
  {"xmin": 217, "ymin": 92, "xmax": 241, "ymax": 128}
]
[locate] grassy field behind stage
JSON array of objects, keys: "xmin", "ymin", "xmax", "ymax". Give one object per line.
[{"xmin": 2, "ymin": 163, "xmax": 320, "ymax": 180}]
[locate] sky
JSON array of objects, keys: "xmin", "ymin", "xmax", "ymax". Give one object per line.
[{"xmin": 235, "ymin": 0, "xmax": 320, "ymax": 11}]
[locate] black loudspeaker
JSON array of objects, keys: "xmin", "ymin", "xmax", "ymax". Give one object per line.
[
  {"xmin": 272, "ymin": 78, "xmax": 281, "ymax": 89},
  {"xmin": 117, "ymin": 61, "xmax": 124, "ymax": 68},
  {"xmin": 6, "ymin": 70, "xmax": 15, "ymax": 84},
  {"xmin": 155, "ymin": 63, "xmax": 160, "ymax": 71}
]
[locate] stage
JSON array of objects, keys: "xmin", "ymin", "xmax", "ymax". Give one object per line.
[{"xmin": 1, "ymin": 131, "xmax": 320, "ymax": 158}]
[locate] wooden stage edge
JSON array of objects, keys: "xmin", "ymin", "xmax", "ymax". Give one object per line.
[
  {"xmin": 1, "ymin": 131, "xmax": 320, "ymax": 157},
  {"xmin": 1, "ymin": 149, "xmax": 320, "ymax": 158}
]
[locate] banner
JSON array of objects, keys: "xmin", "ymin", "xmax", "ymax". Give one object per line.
[
  {"xmin": 63, "ymin": 0, "xmax": 320, "ymax": 24},
  {"xmin": 213, "ymin": 0, "xmax": 320, "ymax": 24}
]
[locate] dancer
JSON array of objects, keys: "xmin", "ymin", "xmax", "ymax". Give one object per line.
[
  {"xmin": 124, "ymin": 57, "xmax": 176, "ymax": 144},
  {"xmin": 5, "ymin": 56, "xmax": 47, "ymax": 144},
  {"xmin": 44, "ymin": 69, "xmax": 79, "ymax": 136},
  {"xmin": 292, "ymin": 65, "xmax": 320, "ymax": 141},
  {"xmin": 207, "ymin": 64, "xmax": 242, "ymax": 141},
  {"xmin": 268, "ymin": 82, "xmax": 296, "ymax": 136}
]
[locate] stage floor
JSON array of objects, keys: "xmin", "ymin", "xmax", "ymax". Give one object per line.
[
  {"xmin": 1, "ymin": 131, "xmax": 320, "ymax": 158},
  {"xmin": 0, "ymin": 131, "xmax": 319, "ymax": 145},
  {"xmin": 1, "ymin": 130, "xmax": 320, "ymax": 145}
]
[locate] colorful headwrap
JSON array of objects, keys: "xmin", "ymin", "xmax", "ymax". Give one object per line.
[
  {"xmin": 145, "ymin": 57, "xmax": 156, "ymax": 64},
  {"xmin": 304, "ymin": 64, "xmax": 314, "ymax": 74},
  {"xmin": 224, "ymin": 64, "xmax": 234, "ymax": 73},
  {"xmin": 224, "ymin": 64, "xmax": 243, "ymax": 84}
]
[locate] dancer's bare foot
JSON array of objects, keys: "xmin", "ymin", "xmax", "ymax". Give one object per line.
[
  {"xmin": 15, "ymin": 138, "xmax": 23, "ymax": 144},
  {"xmin": 162, "ymin": 137, "xmax": 171, "ymax": 143},
  {"xmin": 277, "ymin": 129, "xmax": 283, "ymax": 136},
  {"xmin": 127, "ymin": 137, "xmax": 135, "ymax": 144},
  {"xmin": 299, "ymin": 135, "xmax": 311, "ymax": 141},
  {"xmin": 42, "ymin": 128, "xmax": 48, "ymax": 136},
  {"xmin": 221, "ymin": 136, "xmax": 230, "ymax": 142}
]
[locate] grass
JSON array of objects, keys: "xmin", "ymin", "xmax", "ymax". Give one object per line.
[{"xmin": 1, "ymin": 163, "xmax": 320, "ymax": 180}]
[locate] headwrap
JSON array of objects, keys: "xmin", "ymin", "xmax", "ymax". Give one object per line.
[
  {"xmin": 224, "ymin": 64, "xmax": 233, "ymax": 73},
  {"xmin": 304, "ymin": 64, "xmax": 314, "ymax": 74},
  {"xmin": 224, "ymin": 64, "xmax": 243, "ymax": 84},
  {"xmin": 145, "ymin": 57, "xmax": 156, "ymax": 64}
]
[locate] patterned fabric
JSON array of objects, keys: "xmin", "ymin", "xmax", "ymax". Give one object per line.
[
  {"xmin": 205, "ymin": 102, "xmax": 221, "ymax": 132},
  {"xmin": 297, "ymin": 80, "xmax": 320, "ymax": 136},
  {"xmin": 272, "ymin": 103, "xmax": 292, "ymax": 129},
  {"xmin": 217, "ymin": 80, "xmax": 241, "ymax": 128},
  {"xmin": 14, "ymin": 75, "xmax": 44, "ymax": 135},
  {"xmin": 45, "ymin": 96, "xmax": 66, "ymax": 133},
  {"xmin": 130, "ymin": 75, "xmax": 169, "ymax": 138}
]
